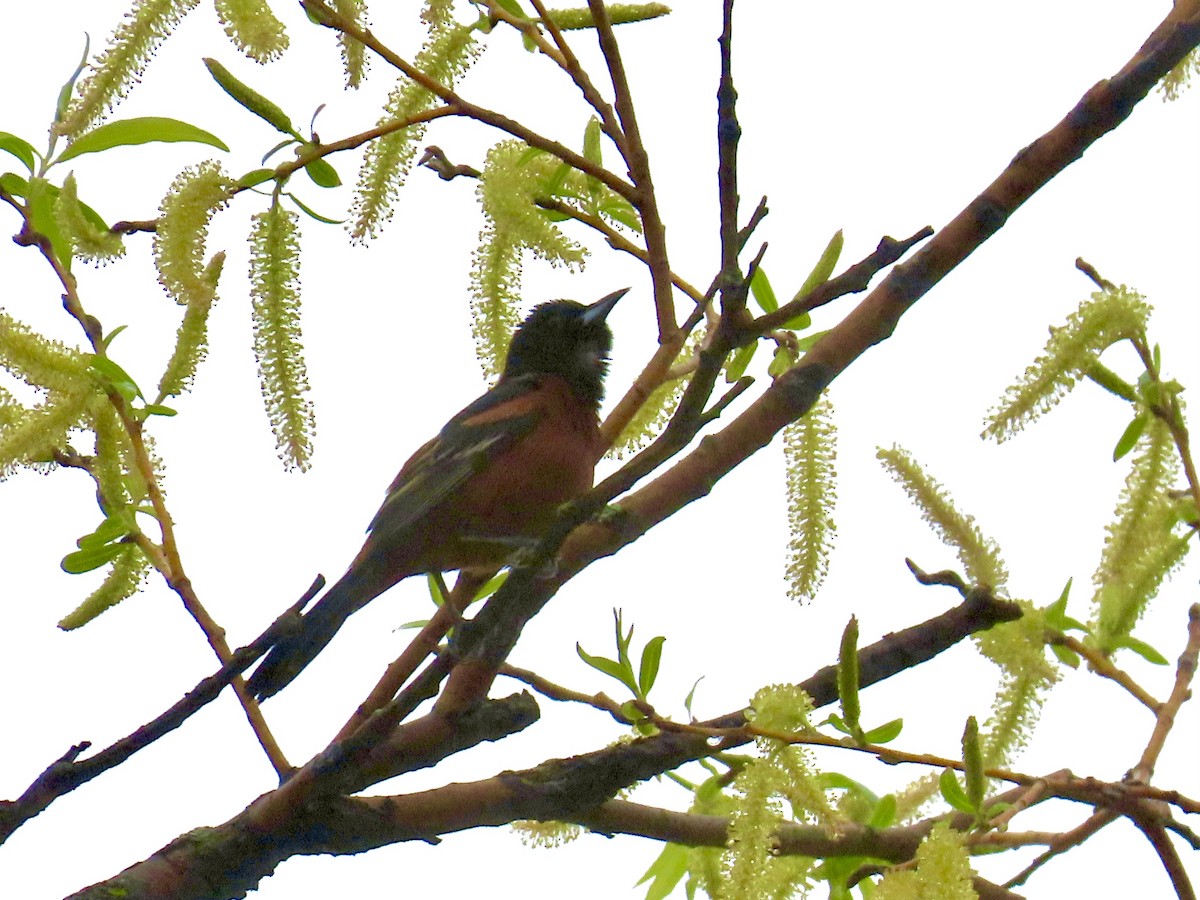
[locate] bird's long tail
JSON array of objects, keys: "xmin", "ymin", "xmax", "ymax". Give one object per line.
[{"xmin": 246, "ymin": 567, "xmax": 383, "ymax": 701}]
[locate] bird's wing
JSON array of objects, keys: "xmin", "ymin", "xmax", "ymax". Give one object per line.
[{"xmin": 365, "ymin": 374, "xmax": 544, "ymax": 543}]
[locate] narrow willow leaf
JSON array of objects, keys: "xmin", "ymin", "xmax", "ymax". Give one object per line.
[
  {"xmin": 636, "ymin": 842, "xmax": 689, "ymax": 900},
  {"xmin": 0, "ymin": 131, "xmax": 36, "ymax": 172},
  {"xmin": 287, "ymin": 193, "xmax": 345, "ymax": 225},
  {"xmin": 26, "ymin": 177, "xmax": 75, "ymax": 270},
  {"xmin": 61, "ymin": 542, "xmax": 126, "ymax": 574},
  {"xmin": 1112, "ymin": 413, "xmax": 1148, "ymax": 461},
  {"xmin": 55, "ymin": 37, "xmax": 92, "ymax": 125},
  {"xmin": 56, "ymin": 117, "xmax": 228, "ymax": 163},
  {"xmin": 576, "ymin": 643, "xmax": 638, "ymax": 694},
  {"xmin": 77, "ymin": 513, "xmax": 133, "ymax": 550},
  {"xmin": 303, "ymin": 155, "xmax": 342, "ymax": 188},
  {"xmin": 204, "ymin": 57, "xmax": 301, "ymax": 138},
  {"xmin": 938, "ymin": 768, "xmax": 973, "ymax": 813},
  {"xmin": 1113, "ymin": 635, "xmax": 1169, "ymax": 665},
  {"xmin": 638, "ymin": 635, "xmax": 665, "ymax": 697},
  {"xmin": 750, "ymin": 265, "xmax": 778, "ymax": 313},
  {"xmin": 863, "ymin": 718, "xmax": 904, "ymax": 744},
  {"xmin": 724, "ymin": 341, "xmax": 757, "ymax": 383},
  {"xmin": 89, "ymin": 354, "xmax": 141, "ymax": 397},
  {"xmin": 249, "ymin": 202, "xmax": 314, "ymax": 470},
  {"xmin": 238, "ymin": 167, "xmax": 276, "ymax": 188},
  {"xmin": 794, "ymin": 228, "xmax": 844, "ymax": 300}
]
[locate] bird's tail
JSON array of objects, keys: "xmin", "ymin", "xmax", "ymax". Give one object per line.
[{"xmin": 246, "ymin": 568, "xmax": 381, "ymax": 701}]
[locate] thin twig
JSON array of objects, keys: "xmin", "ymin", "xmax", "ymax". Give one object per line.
[
  {"xmin": 1049, "ymin": 631, "xmax": 1161, "ymax": 712},
  {"xmin": 1132, "ymin": 604, "xmax": 1200, "ymax": 782}
]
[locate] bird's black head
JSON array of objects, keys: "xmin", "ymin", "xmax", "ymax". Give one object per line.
[{"xmin": 503, "ymin": 288, "xmax": 627, "ymax": 407}]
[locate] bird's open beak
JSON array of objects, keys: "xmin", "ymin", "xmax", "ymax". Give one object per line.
[{"xmin": 582, "ymin": 287, "xmax": 629, "ymax": 324}]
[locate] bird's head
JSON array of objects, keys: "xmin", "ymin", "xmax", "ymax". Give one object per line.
[{"xmin": 503, "ymin": 288, "xmax": 627, "ymax": 406}]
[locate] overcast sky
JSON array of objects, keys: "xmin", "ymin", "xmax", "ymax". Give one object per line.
[{"xmin": 3, "ymin": 2, "xmax": 1198, "ymax": 898}]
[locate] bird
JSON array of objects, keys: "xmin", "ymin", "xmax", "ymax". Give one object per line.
[{"xmin": 246, "ymin": 288, "xmax": 626, "ymax": 701}]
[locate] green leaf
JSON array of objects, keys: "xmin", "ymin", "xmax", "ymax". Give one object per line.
[
  {"xmin": 57, "ymin": 118, "xmax": 229, "ymax": 163},
  {"xmin": 638, "ymin": 635, "xmax": 665, "ymax": 697},
  {"xmin": 0, "ymin": 131, "xmax": 37, "ymax": 172},
  {"xmin": 303, "ymin": 155, "xmax": 342, "ymax": 188},
  {"xmin": 781, "ymin": 309, "xmax": 812, "ymax": 331},
  {"xmin": 142, "ymin": 403, "xmax": 178, "ymax": 417},
  {"xmin": 1044, "ymin": 578, "xmax": 1072, "ymax": 626},
  {"xmin": 750, "ymin": 266, "xmax": 778, "ymax": 313},
  {"xmin": 577, "ymin": 643, "xmax": 639, "ymax": 695},
  {"xmin": 767, "ymin": 344, "xmax": 795, "ymax": 378},
  {"xmin": 493, "ymin": 0, "xmax": 528, "ymax": 19},
  {"xmin": 77, "ymin": 513, "xmax": 133, "ymax": 551},
  {"xmin": 262, "ymin": 138, "xmax": 297, "ymax": 164},
  {"xmin": 473, "ymin": 570, "xmax": 509, "ymax": 601},
  {"xmin": 938, "ymin": 768, "xmax": 974, "ymax": 814},
  {"xmin": 102, "ymin": 324, "xmax": 129, "ymax": 350},
  {"xmin": 55, "ymin": 36, "xmax": 91, "ymax": 125},
  {"xmin": 794, "ymin": 228, "xmax": 844, "ymax": 300},
  {"xmin": 862, "ymin": 718, "xmax": 903, "ymax": 744},
  {"xmin": 238, "ymin": 168, "xmax": 277, "ymax": 188},
  {"xmin": 637, "ymin": 842, "xmax": 689, "ymax": 900},
  {"xmin": 287, "ymin": 192, "xmax": 345, "ymax": 224},
  {"xmin": 683, "ymin": 676, "xmax": 703, "ymax": 718},
  {"xmin": 1044, "ymin": 578, "xmax": 1088, "ymax": 633},
  {"xmin": 1115, "ymin": 635, "xmax": 1169, "ymax": 665},
  {"xmin": 425, "ymin": 571, "xmax": 447, "ymax": 606},
  {"xmin": 795, "ymin": 329, "xmax": 830, "ymax": 352},
  {"xmin": 0, "ymin": 172, "xmax": 27, "ymax": 196},
  {"xmin": 824, "ymin": 714, "xmax": 851, "ymax": 735},
  {"xmin": 61, "ymin": 542, "xmax": 125, "ymax": 574},
  {"xmin": 1050, "ymin": 643, "xmax": 1081, "ymax": 668},
  {"xmin": 725, "ymin": 341, "xmax": 757, "ymax": 383},
  {"xmin": 597, "ymin": 198, "xmax": 642, "ymax": 232},
  {"xmin": 89, "ymin": 355, "xmax": 143, "ymax": 401},
  {"xmin": 26, "ymin": 177, "xmax": 73, "ymax": 269},
  {"xmin": 1112, "ymin": 413, "xmax": 1147, "ymax": 461}
]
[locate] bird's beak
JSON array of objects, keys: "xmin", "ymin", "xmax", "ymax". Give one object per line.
[{"xmin": 581, "ymin": 287, "xmax": 629, "ymax": 324}]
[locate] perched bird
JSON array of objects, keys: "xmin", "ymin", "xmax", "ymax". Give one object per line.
[{"xmin": 247, "ymin": 288, "xmax": 626, "ymax": 700}]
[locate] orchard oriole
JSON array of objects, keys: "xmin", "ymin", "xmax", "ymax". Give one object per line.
[{"xmin": 247, "ymin": 288, "xmax": 626, "ymax": 700}]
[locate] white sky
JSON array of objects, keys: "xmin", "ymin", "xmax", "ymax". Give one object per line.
[{"xmin": 2, "ymin": 1, "xmax": 1198, "ymax": 898}]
